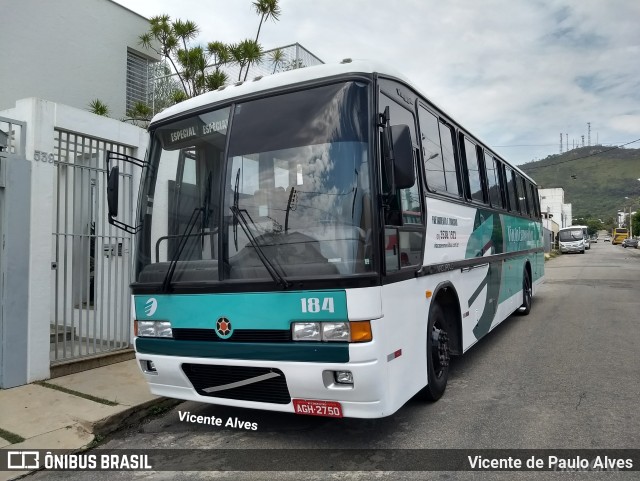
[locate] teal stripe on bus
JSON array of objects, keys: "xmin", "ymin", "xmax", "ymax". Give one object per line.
[
  {"xmin": 135, "ymin": 338, "xmax": 349, "ymax": 363},
  {"xmin": 134, "ymin": 290, "xmax": 348, "ymax": 330}
]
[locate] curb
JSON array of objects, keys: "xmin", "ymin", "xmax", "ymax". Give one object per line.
[{"xmin": 89, "ymin": 397, "xmax": 183, "ymax": 442}]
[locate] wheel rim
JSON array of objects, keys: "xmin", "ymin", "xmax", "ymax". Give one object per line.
[
  {"xmin": 431, "ymin": 322, "xmax": 450, "ymax": 379},
  {"xmin": 524, "ymin": 275, "xmax": 532, "ymax": 308}
]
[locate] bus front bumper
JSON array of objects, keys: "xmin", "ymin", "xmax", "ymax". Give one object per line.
[{"xmin": 134, "ymin": 351, "xmax": 389, "ymax": 419}]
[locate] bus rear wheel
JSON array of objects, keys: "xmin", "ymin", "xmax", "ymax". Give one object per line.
[
  {"xmin": 517, "ymin": 270, "xmax": 532, "ymax": 315},
  {"xmin": 418, "ymin": 304, "xmax": 450, "ymax": 401}
]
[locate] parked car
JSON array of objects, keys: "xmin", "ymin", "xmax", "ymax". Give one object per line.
[
  {"xmin": 604, "ymin": 236, "xmax": 611, "ymax": 242},
  {"xmin": 621, "ymin": 238, "xmax": 638, "ymax": 248}
]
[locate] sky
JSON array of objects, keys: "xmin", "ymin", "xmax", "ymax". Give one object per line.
[{"xmin": 113, "ymin": 0, "xmax": 640, "ymax": 165}]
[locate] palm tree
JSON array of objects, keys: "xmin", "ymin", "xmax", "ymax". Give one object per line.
[
  {"xmin": 252, "ymin": 0, "xmax": 281, "ymax": 43},
  {"xmin": 231, "ymin": 40, "xmax": 263, "ymax": 81},
  {"xmin": 269, "ymin": 48, "xmax": 285, "ymax": 74},
  {"xmin": 140, "ymin": 15, "xmax": 189, "ymax": 96},
  {"xmin": 88, "ymin": 99, "xmax": 110, "ymax": 117},
  {"xmin": 245, "ymin": 0, "xmax": 281, "ymax": 80}
]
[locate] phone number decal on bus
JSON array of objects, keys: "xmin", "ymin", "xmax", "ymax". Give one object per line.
[{"xmin": 292, "ymin": 399, "xmax": 343, "ymax": 418}]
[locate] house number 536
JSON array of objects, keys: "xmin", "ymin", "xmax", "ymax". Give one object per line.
[{"xmin": 34, "ymin": 150, "xmax": 55, "ymax": 163}]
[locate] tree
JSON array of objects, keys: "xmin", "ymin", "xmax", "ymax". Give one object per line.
[
  {"xmin": 269, "ymin": 47, "xmax": 285, "ymax": 74},
  {"xmin": 283, "ymin": 58, "xmax": 306, "ymax": 71},
  {"xmin": 140, "ymin": 16, "xmax": 218, "ymax": 99},
  {"xmin": 585, "ymin": 218, "xmax": 603, "ymax": 236},
  {"xmin": 124, "ymin": 102, "xmax": 153, "ymax": 128},
  {"xmin": 102, "ymin": 3, "xmax": 286, "ymax": 122},
  {"xmin": 245, "ymin": 0, "xmax": 281, "ymax": 80},
  {"xmin": 88, "ymin": 99, "xmax": 110, "ymax": 117},
  {"xmin": 230, "ymin": 39, "xmax": 263, "ymax": 81},
  {"xmin": 632, "ymin": 211, "xmax": 640, "ymax": 237},
  {"xmin": 252, "ymin": 0, "xmax": 281, "ymax": 44}
]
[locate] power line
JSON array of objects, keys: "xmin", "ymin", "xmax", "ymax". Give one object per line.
[{"xmin": 521, "ymin": 138, "xmax": 640, "ymax": 172}]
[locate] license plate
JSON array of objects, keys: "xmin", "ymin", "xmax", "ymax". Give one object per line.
[{"xmin": 292, "ymin": 399, "xmax": 343, "ymax": 418}]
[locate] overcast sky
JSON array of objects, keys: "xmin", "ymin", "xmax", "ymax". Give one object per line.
[{"xmin": 114, "ymin": 0, "xmax": 640, "ymax": 165}]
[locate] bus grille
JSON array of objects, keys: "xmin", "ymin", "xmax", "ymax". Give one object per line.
[
  {"xmin": 172, "ymin": 329, "xmax": 290, "ymax": 342},
  {"xmin": 182, "ymin": 364, "xmax": 291, "ymax": 404}
]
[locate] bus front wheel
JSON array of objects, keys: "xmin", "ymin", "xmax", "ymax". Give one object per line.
[{"xmin": 418, "ymin": 304, "xmax": 450, "ymax": 401}]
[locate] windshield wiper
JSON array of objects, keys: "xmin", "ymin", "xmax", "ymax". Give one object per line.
[
  {"xmin": 233, "ymin": 168, "xmax": 240, "ymax": 250},
  {"xmin": 161, "ymin": 206, "xmax": 202, "ymax": 293},
  {"xmin": 229, "ymin": 205, "xmax": 289, "ymax": 289},
  {"xmin": 161, "ymin": 174, "xmax": 214, "ymax": 293}
]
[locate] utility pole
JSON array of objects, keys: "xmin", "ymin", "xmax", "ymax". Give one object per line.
[
  {"xmin": 587, "ymin": 122, "xmax": 591, "ymax": 146},
  {"xmin": 581, "ymin": 135, "xmax": 585, "ymax": 147},
  {"xmin": 566, "ymin": 133, "xmax": 568, "ymax": 152}
]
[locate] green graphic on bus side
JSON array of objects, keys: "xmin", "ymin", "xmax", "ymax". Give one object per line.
[
  {"xmin": 466, "ymin": 210, "xmax": 504, "ymax": 340},
  {"xmin": 466, "ymin": 211, "xmax": 542, "ymax": 340}
]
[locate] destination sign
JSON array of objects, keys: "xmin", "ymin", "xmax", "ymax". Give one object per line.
[{"xmin": 159, "ymin": 108, "xmax": 230, "ymax": 150}]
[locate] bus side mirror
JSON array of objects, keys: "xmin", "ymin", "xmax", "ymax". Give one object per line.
[
  {"xmin": 107, "ymin": 165, "xmax": 119, "ymax": 217},
  {"xmin": 390, "ymin": 125, "xmax": 415, "ymax": 189},
  {"xmin": 105, "ymin": 150, "xmax": 146, "ymax": 234}
]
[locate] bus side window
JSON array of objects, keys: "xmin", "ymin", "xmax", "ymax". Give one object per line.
[
  {"xmin": 439, "ymin": 122, "xmax": 461, "ymax": 196},
  {"xmin": 485, "ymin": 152, "xmax": 503, "ymax": 209},
  {"xmin": 519, "ymin": 177, "xmax": 531, "ymax": 216},
  {"xmin": 504, "ymin": 165, "xmax": 519, "ymax": 213},
  {"xmin": 462, "ymin": 135, "xmax": 485, "ymax": 203},
  {"xmin": 418, "ymin": 106, "xmax": 446, "ymax": 192},
  {"xmin": 529, "ymin": 183, "xmax": 540, "ymax": 217}
]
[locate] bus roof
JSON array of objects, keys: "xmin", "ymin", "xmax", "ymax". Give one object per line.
[
  {"xmin": 151, "ymin": 60, "xmax": 395, "ymax": 125},
  {"xmin": 150, "ymin": 60, "xmax": 535, "ymax": 184}
]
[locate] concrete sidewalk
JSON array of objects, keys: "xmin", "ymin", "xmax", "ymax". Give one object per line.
[{"xmin": 0, "ymin": 360, "xmax": 176, "ymax": 480}]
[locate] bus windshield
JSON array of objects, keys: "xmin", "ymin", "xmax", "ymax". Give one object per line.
[
  {"xmin": 558, "ymin": 229, "xmax": 584, "ymax": 241},
  {"xmin": 136, "ymin": 81, "xmax": 374, "ymax": 288}
]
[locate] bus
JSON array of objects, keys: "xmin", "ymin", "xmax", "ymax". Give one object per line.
[
  {"xmin": 105, "ymin": 60, "xmax": 545, "ymax": 419},
  {"xmin": 571, "ymin": 225, "xmax": 590, "ymax": 250},
  {"xmin": 612, "ymin": 228, "xmax": 628, "ymax": 245},
  {"xmin": 557, "ymin": 226, "xmax": 587, "ymax": 254}
]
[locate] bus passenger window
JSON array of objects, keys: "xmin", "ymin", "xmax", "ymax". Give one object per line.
[
  {"xmin": 418, "ymin": 107, "xmax": 446, "ymax": 192},
  {"xmin": 439, "ymin": 122, "xmax": 460, "ymax": 196},
  {"xmin": 485, "ymin": 153, "xmax": 503, "ymax": 209},
  {"xmin": 504, "ymin": 165, "xmax": 519, "ymax": 212},
  {"xmin": 519, "ymin": 177, "xmax": 531, "ymax": 215},
  {"xmin": 463, "ymin": 137, "xmax": 484, "ymax": 203}
]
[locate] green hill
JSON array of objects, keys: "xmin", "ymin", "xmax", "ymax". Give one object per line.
[{"xmin": 519, "ymin": 146, "xmax": 640, "ymax": 221}]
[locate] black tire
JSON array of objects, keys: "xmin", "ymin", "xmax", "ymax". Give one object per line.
[
  {"xmin": 418, "ymin": 304, "xmax": 450, "ymax": 401},
  {"xmin": 517, "ymin": 270, "xmax": 532, "ymax": 315}
]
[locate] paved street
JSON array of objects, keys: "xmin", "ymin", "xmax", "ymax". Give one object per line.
[{"xmin": 28, "ymin": 242, "xmax": 640, "ymax": 480}]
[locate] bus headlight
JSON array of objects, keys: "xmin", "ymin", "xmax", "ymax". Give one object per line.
[
  {"xmin": 291, "ymin": 321, "xmax": 372, "ymax": 342},
  {"xmin": 322, "ymin": 322, "xmax": 350, "ymax": 342},
  {"xmin": 135, "ymin": 320, "xmax": 173, "ymax": 338},
  {"xmin": 292, "ymin": 322, "xmax": 321, "ymax": 341}
]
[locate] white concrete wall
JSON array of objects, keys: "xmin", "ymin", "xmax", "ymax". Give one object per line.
[
  {"xmin": 539, "ymin": 188, "xmax": 573, "ymax": 228},
  {"xmin": 562, "ymin": 204, "xmax": 573, "ymax": 228},
  {"xmin": 1, "ymin": 0, "xmax": 157, "ymax": 120},
  {"xmin": 0, "ymin": 98, "xmax": 148, "ymax": 382}
]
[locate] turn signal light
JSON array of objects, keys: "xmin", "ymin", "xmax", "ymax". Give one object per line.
[{"xmin": 350, "ymin": 321, "xmax": 372, "ymax": 342}]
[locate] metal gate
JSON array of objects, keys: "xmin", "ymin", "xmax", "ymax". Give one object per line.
[{"xmin": 51, "ymin": 129, "xmax": 136, "ymax": 363}]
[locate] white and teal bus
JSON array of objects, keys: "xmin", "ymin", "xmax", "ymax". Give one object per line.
[{"xmin": 106, "ymin": 60, "xmax": 544, "ymax": 419}]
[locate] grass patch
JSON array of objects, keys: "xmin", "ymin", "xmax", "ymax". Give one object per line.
[
  {"xmin": 86, "ymin": 434, "xmax": 105, "ymax": 449},
  {"xmin": 0, "ymin": 427, "xmax": 26, "ymax": 444},
  {"xmin": 545, "ymin": 250, "xmax": 560, "ymax": 261},
  {"xmin": 34, "ymin": 381, "xmax": 118, "ymax": 406}
]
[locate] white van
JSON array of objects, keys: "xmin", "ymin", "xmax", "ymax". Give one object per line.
[{"xmin": 558, "ymin": 226, "xmax": 587, "ymax": 254}]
